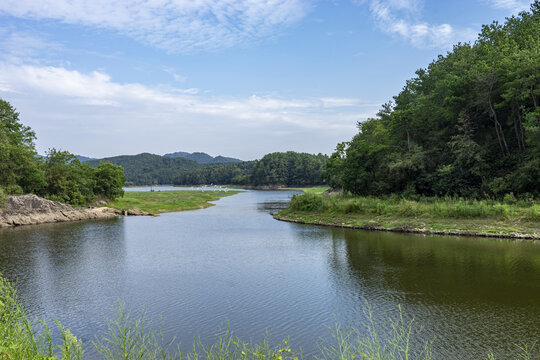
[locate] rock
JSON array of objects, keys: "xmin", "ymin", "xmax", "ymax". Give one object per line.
[
  {"xmin": 0, "ymin": 195, "xmax": 119, "ymax": 228},
  {"xmin": 124, "ymin": 208, "xmax": 152, "ymax": 216},
  {"xmin": 5, "ymin": 194, "xmax": 74, "ymax": 213}
]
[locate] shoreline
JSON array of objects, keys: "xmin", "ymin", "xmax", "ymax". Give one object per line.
[
  {"xmin": 0, "ymin": 190, "xmax": 240, "ymax": 228},
  {"xmin": 274, "ymin": 211, "xmax": 540, "ymax": 240}
]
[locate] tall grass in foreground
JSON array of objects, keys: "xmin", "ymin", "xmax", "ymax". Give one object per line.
[
  {"xmin": 0, "ymin": 275, "xmax": 537, "ymax": 359},
  {"xmin": 287, "ymin": 194, "xmax": 540, "ymax": 221}
]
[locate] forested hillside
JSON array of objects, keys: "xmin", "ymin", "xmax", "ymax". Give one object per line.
[
  {"xmin": 164, "ymin": 151, "xmax": 242, "ymax": 164},
  {"xmin": 173, "ymin": 161, "xmax": 257, "ymax": 185},
  {"xmin": 173, "ymin": 152, "xmax": 328, "ymax": 186},
  {"xmin": 325, "ymin": 3, "xmax": 539, "ymax": 198},
  {"xmin": 88, "ymin": 153, "xmax": 201, "ymax": 186},
  {"xmin": 249, "ymin": 152, "xmax": 328, "ymax": 186}
]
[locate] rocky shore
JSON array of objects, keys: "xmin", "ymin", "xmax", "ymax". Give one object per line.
[{"xmin": 0, "ymin": 195, "xmax": 150, "ymax": 228}]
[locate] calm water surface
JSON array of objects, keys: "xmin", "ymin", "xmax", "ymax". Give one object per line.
[{"xmin": 1, "ymin": 190, "xmax": 539, "ymax": 359}]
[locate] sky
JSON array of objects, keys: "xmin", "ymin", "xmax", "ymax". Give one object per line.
[{"xmin": 0, "ymin": 0, "xmax": 533, "ymax": 160}]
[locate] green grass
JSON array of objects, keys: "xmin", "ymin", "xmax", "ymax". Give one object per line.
[
  {"xmin": 109, "ymin": 190, "xmax": 242, "ymax": 214},
  {"xmin": 281, "ymin": 187, "xmax": 330, "ymax": 195},
  {"xmin": 275, "ymin": 194, "xmax": 540, "ymax": 238},
  {"xmin": 0, "ymin": 274, "xmax": 536, "ymax": 360}
]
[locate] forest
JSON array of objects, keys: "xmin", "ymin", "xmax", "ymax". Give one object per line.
[
  {"xmin": 0, "ymin": 99, "xmax": 125, "ymax": 206},
  {"xmin": 87, "ymin": 153, "xmax": 201, "ymax": 186},
  {"xmin": 173, "ymin": 152, "xmax": 328, "ymax": 186},
  {"xmin": 324, "ymin": 3, "xmax": 539, "ymax": 199}
]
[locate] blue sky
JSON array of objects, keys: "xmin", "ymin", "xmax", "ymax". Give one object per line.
[{"xmin": 0, "ymin": 0, "xmax": 532, "ymax": 160}]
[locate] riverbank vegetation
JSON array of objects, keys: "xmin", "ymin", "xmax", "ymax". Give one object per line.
[
  {"xmin": 1, "ymin": 274, "xmax": 536, "ymax": 360},
  {"xmin": 282, "ymin": 186, "xmax": 330, "ymax": 194},
  {"xmin": 0, "ymin": 99, "xmax": 125, "ymax": 207},
  {"xmin": 276, "ymin": 194, "xmax": 540, "ymax": 238},
  {"xmin": 278, "ymin": 4, "xmax": 540, "ymax": 237},
  {"xmin": 109, "ymin": 190, "xmax": 242, "ymax": 213}
]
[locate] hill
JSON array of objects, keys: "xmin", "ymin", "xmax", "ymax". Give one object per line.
[
  {"xmin": 163, "ymin": 151, "xmax": 241, "ymax": 164},
  {"xmin": 88, "ymin": 153, "xmax": 201, "ymax": 185}
]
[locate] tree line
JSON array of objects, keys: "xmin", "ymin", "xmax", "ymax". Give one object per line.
[
  {"xmin": 0, "ymin": 99, "xmax": 125, "ymax": 206},
  {"xmin": 173, "ymin": 152, "xmax": 328, "ymax": 186},
  {"xmin": 324, "ymin": 2, "xmax": 539, "ymax": 199}
]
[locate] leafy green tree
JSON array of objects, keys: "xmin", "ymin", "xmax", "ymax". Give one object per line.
[
  {"xmin": 93, "ymin": 162, "xmax": 125, "ymax": 200},
  {"xmin": 0, "ymin": 99, "xmax": 44, "ymax": 194},
  {"xmin": 329, "ymin": 2, "xmax": 540, "ymax": 198},
  {"xmin": 43, "ymin": 149, "xmax": 96, "ymax": 206}
]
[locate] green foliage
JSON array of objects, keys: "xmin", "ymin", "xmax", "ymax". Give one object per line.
[
  {"xmin": 174, "ymin": 152, "xmax": 328, "ymax": 187},
  {"xmin": 286, "ymin": 194, "xmax": 540, "ymax": 221},
  {"xmin": 249, "ymin": 152, "xmax": 328, "ymax": 186},
  {"xmin": 88, "ymin": 153, "xmax": 201, "ymax": 186},
  {"xmin": 164, "ymin": 151, "xmax": 242, "ymax": 164},
  {"xmin": 0, "ymin": 99, "xmax": 126, "ymax": 205},
  {"xmin": 174, "ymin": 161, "xmax": 257, "ymax": 185},
  {"xmin": 0, "ymin": 274, "xmax": 84, "ymax": 360},
  {"xmin": 289, "ymin": 193, "xmax": 326, "ymax": 211},
  {"xmin": 0, "ymin": 187, "xmax": 7, "ymax": 206},
  {"xmin": 319, "ymin": 305, "xmax": 433, "ymax": 360},
  {"xmin": 329, "ymin": 3, "xmax": 540, "ymax": 199},
  {"xmin": 43, "ymin": 149, "xmax": 97, "ymax": 206},
  {"xmin": 93, "ymin": 163, "xmax": 125, "ymax": 200},
  {"xmin": 0, "ymin": 99, "xmax": 42, "ymax": 194}
]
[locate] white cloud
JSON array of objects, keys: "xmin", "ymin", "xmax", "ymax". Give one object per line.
[
  {"xmin": 0, "ymin": 62, "xmax": 379, "ymax": 158},
  {"xmin": 364, "ymin": 0, "xmax": 476, "ymax": 48},
  {"xmin": 0, "ymin": 0, "xmax": 310, "ymax": 53},
  {"xmin": 488, "ymin": 0, "xmax": 530, "ymax": 12},
  {"xmin": 0, "ymin": 28, "xmax": 63, "ymax": 63}
]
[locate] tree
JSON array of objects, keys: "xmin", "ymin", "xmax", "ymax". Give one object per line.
[
  {"xmin": 0, "ymin": 99, "xmax": 43, "ymax": 194},
  {"xmin": 93, "ymin": 162, "xmax": 125, "ymax": 200},
  {"xmin": 43, "ymin": 149, "xmax": 96, "ymax": 206}
]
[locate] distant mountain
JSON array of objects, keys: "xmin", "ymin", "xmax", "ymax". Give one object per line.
[
  {"xmin": 36, "ymin": 154, "xmax": 95, "ymax": 162},
  {"xmin": 88, "ymin": 153, "xmax": 201, "ymax": 185},
  {"xmin": 76, "ymin": 155, "xmax": 95, "ymax": 162},
  {"xmin": 164, "ymin": 151, "xmax": 241, "ymax": 164}
]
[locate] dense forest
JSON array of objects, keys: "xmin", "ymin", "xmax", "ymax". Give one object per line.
[
  {"xmin": 164, "ymin": 151, "xmax": 242, "ymax": 164},
  {"xmin": 85, "ymin": 151, "xmax": 327, "ymax": 187},
  {"xmin": 87, "ymin": 153, "xmax": 201, "ymax": 186},
  {"xmin": 173, "ymin": 161, "xmax": 257, "ymax": 185},
  {"xmin": 173, "ymin": 152, "xmax": 328, "ymax": 186},
  {"xmin": 325, "ymin": 3, "xmax": 539, "ymax": 198},
  {"xmin": 0, "ymin": 99, "xmax": 125, "ymax": 206}
]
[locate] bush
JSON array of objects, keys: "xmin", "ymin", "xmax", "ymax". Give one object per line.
[
  {"xmin": 5, "ymin": 184, "xmax": 23, "ymax": 195},
  {"xmin": 289, "ymin": 193, "xmax": 326, "ymax": 212},
  {"xmin": 0, "ymin": 187, "xmax": 7, "ymax": 206}
]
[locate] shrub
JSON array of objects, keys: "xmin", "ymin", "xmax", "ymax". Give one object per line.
[
  {"xmin": 5, "ymin": 184, "xmax": 23, "ymax": 195},
  {"xmin": 289, "ymin": 193, "xmax": 326, "ymax": 212},
  {"xmin": 0, "ymin": 187, "xmax": 7, "ymax": 206}
]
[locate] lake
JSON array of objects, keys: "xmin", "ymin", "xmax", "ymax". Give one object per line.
[{"xmin": 1, "ymin": 189, "xmax": 539, "ymax": 359}]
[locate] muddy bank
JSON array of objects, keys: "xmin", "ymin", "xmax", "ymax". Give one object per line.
[{"xmin": 0, "ymin": 195, "xmax": 151, "ymax": 228}]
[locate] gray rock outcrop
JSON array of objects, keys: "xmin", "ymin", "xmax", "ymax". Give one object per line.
[{"xmin": 0, "ymin": 194, "xmax": 119, "ymax": 228}]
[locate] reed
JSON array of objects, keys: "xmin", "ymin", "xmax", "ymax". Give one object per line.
[{"xmin": 0, "ymin": 275, "xmax": 537, "ymax": 359}]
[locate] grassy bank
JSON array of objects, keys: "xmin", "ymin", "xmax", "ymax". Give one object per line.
[
  {"xmin": 109, "ymin": 190, "xmax": 242, "ymax": 214},
  {"xmin": 275, "ymin": 194, "xmax": 540, "ymax": 239},
  {"xmin": 1, "ymin": 274, "xmax": 536, "ymax": 360},
  {"xmin": 282, "ymin": 186, "xmax": 330, "ymax": 194}
]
